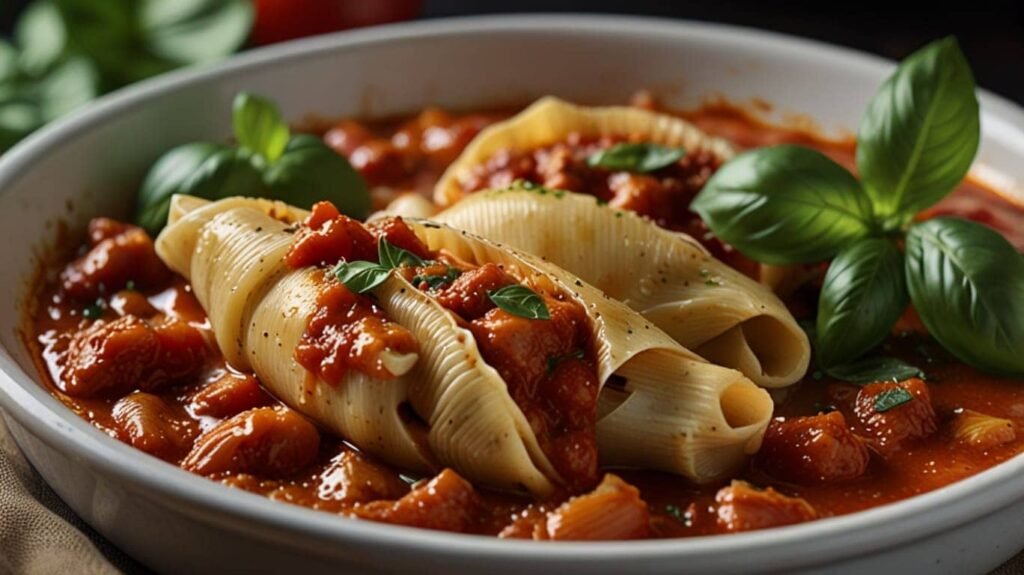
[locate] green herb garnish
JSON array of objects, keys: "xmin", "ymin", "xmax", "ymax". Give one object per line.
[
  {"xmin": 412, "ymin": 266, "xmax": 461, "ymax": 291},
  {"xmin": 82, "ymin": 298, "xmax": 104, "ymax": 320},
  {"xmin": 815, "ymin": 238, "xmax": 907, "ymax": 368},
  {"xmin": 905, "ymin": 218, "xmax": 1024, "ymax": 374},
  {"xmin": 587, "ymin": 142, "xmax": 685, "ymax": 173},
  {"xmin": 664, "ymin": 504, "xmax": 692, "ymax": 526},
  {"xmin": 135, "ymin": 92, "xmax": 369, "ymax": 235},
  {"xmin": 488, "ymin": 285, "xmax": 550, "ymax": 320},
  {"xmin": 874, "ymin": 387, "xmax": 914, "ymax": 412},
  {"xmin": 547, "ymin": 349, "xmax": 585, "ymax": 373},
  {"xmin": 692, "ymin": 37, "xmax": 1023, "ymax": 375},
  {"xmin": 0, "ymin": 0, "xmax": 252, "ymax": 154},
  {"xmin": 825, "ymin": 357, "xmax": 925, "ymax": 384},
  {"xmin": 333, "ymin": 260, "xmax": 390, "ymax": 294},
  {"xmin": 378, "ymin": 238, "xmax": 425, "ymax": 269}
]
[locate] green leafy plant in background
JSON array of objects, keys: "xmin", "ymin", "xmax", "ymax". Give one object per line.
[
  {"xmin": 693, "ymin": 37, "xmax": 1024, "ymax": 377},
  {"xmin": 0, "ymin": 0, "xmax": 253, "ymax": 153},
  {"xmin": 135, "ymin": 91, "xmax": 369, "ymax": 234}
]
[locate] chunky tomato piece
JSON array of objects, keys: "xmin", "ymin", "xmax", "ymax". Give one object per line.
[
  {"xmin": 756, "ymin": 411, "xmax": 871, "ymax": 484},
  {"xmin": 316, "ymin": 450, "xmax": 409, "ymax": 505},
  {"xmin": 365, "ymin": 216, "xmax": 432, "ymax": 261},
  {"xmin": 108, "ymin": 289, "xmax": 158, "ymax": 318},
  {"xmin": 285, "ymin": 202, "xmax": 377, "ymax": 268},
  {"xmin": 544, "ymin": 474, "xmax": 650, "ymax": 540},
  {"xmin": 182, "ymin": 406, "xmax": 320, "ymax": 478},
  {"xmin": 113, "ymin": 392, "xmax": 199, "ymax": 462},
  {"xmin": 294, "ymin": 280, "xmax": 418, "ymax": 383},
  {"xmin": 469, "ymin": 297, "xmax": 599, "ymax": 490},
  {"xmin": 61, "ymin": 220, "xmax": 171, "ymax": 300},
  {"xmin": 350, "ymin": 469, "xmax": 481, "ymax": 533},
  {"xmin": 952, "ymin": 409, "xmax": 1017, "ymax": 450},
  {"xmin": 715, "ymin": 481, "xmax": 817, "ymax": 532},
  {"xmin": 63, "ymin": 316, "xmax": 207, "ymax": 398},
  {"xmin": 190, "ymin": 372, "xmax": 273, "ymax": 419},
  {"xmin": 853, "ymin": 378, "xmax": 938, "ymax": 454},
  {"xmin": 434, "ymin": 263, "xmax": 515, "ymax": 320}
]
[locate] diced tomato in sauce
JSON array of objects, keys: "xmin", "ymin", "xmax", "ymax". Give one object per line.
[
  {"xmin": 285, "ymin": 202, "xmax": 377, "ymax": 268},
  {"xmin": 61, "ymin": 219, "xmax": 171, "ymax": 300}
]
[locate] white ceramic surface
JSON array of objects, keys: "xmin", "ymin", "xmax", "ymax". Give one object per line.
[{"xmin": 0, "ymin": 15, "xmax": 1023, "ymax": 575}]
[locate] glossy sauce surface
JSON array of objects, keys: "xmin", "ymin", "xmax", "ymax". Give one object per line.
[{"xmin": 27, "ymin": 100, "xmax": 1024, "ymax": 538}]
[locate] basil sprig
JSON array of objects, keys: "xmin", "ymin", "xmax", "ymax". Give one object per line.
[
  {"xmin": 488, "ymin": 285, "xmax": 551, "ymax": 320},
  {"xmin": 587, "ymin": 142, "xmax": 685, "ymax": 173},
  {"xmin": 333, "ymin": 239, "xmax": 420, "ymax": 294},
  {"xmin": 135, "ymin": 91, "xmax": 369, "ymax": 235},
  {"xmin": 693, "ymin": 37, "xmax": 1024, "ymax": 376}
]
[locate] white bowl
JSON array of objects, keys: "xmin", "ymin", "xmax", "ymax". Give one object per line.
[{"xmin": 1, "ymin": 15, "xmax": 1022, "ymax": 575}]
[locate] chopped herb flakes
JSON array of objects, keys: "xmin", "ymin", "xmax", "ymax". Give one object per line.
[
  {"xmin": 83, "ymin": 299, "xmax": 105, "ymax": 320},
  {"xmin": 874, "ymin": 387, "xmax": 914, "ymax": 412},
  {"xmin": 664, "ymin": 504, "xmax": 693, "ymax": 527}
]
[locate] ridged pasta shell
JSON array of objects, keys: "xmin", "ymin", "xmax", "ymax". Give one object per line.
[
  {"xmin": 434, "ymin": 96, "xmax": 736, "ymax": 207},
  {"xmin": 410, "ymin": 220, "xmax": 773, "ymax": 481},
  {"xmin": 157, "ymin": 196, "xmax": 557, "ymax": 495},
  {"xmin": 159, "ymin": 195, "xmax": 772, "ymax": 489},
  {"xmin": 436, "ymin": 189, "xmax": 811, "ymax": 388}
]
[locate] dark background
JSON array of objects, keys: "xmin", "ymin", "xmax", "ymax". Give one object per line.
[{"xmin": 2, "ymin": 1, "xmax": 1022, "ymax": 104}]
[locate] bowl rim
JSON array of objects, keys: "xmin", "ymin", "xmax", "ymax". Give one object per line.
[{"xmin": 1, "ymin": 13, "xmax": 1023, "ymax": 568}]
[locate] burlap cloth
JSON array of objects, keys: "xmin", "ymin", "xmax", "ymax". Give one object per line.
[{"xmin": 1, "ymin": 417, "xmax": 1021, "ymax": 574}]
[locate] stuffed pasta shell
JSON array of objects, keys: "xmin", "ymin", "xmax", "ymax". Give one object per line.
[
  {"xmin": 430, "ymin": 96, "xmax": 806, "ymax": 292},
  {"xmin": 156, "ymin": 195, "xmax": 772, "ymax": 496},
  {"xmin": 436, "ymin": 188, "xmax": 811, "ymax": 388}
]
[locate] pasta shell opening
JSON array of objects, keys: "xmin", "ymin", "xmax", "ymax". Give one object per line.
[
  {"xmin": 720, "ymin": 381, "xmax": 774, "ymax": 432},
  {"xmin": 696, "ymin": 316, "xmax": 809, "ymax": 388}
]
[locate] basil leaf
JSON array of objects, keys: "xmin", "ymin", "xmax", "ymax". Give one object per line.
[
  {"xmin": 378, "ymin": 238, "xmax": 425, "ymax": 269},
  {"xmin": 692, "ymin": 145, "xmax": 876, "ymax": 265},
  {"xmin": 135, "ymin": 142, "xmax": 226, "ymax": 234},
  {"xmin": 141, "ymin": 0, "xmax": 253, "ymax": 65},
  {"xmin": 180, "ymin": 147, "xmax": 264, "ymax": 200},
  {"xmin": 0, "ymin": 40, "xmax": 20, "ymax": 83},
  {"xmin": 263, "ymin": 134, "xmax": 371, "ymax": 220},
  {"xmin": 857, "ymin": 37, "xmax": 980, "ymax": 224},
  {"xmin": 37, "ymin": 56, "xmax": 98, "ymax": 121},
  {"xmin": 587, "ymin": 143, "xmax": 685, "ymax": 173},
  {"xmin": 232, "ymin": 92, "xmax": 290, "ymax": 163},
  {"xmin": 488, "ymin": 285, "xmax": 550, "ymax": 320},
  {"xmin": 905, "ymin": 218, "xmax": 1024, "ymax": 375},
  {"xmin": 334, "ymin": 261, "xmax": 390, "ymax": 294},
  {"xmin": 825, "ymin": 357, "xmax": 924, "ymax": 384},
  {"xmin": 874, "ymin": 387, "xmax": 914, "ymax": 412},
  {"xmin": 16, "ymin": 1, "xmax": 66, "ymax": 75},
  {"xmin": 816, "ymin": 238, "xmax": 908, "ymax": 368}
]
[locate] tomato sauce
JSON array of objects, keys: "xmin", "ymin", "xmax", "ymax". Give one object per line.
[{"xmin": 25, "ymin": 99, "xmax": 1024, "ymax": 539}]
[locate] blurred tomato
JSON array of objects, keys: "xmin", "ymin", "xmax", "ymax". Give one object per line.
[{"xmin": 251, "ymin": 0, "xmax": 423, "ymax": 46}]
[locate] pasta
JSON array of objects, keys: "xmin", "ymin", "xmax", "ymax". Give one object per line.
[
  {"xmin": 436, "ymin": 189, "xmax": 811, "ymax": 387},
  {"xmin": 429, "ymin": 96, "xmax": 813, "ymax": 294},
  {"xmin": 155, "ymin": 195, "xmax": 772, "ymax": 494}
]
